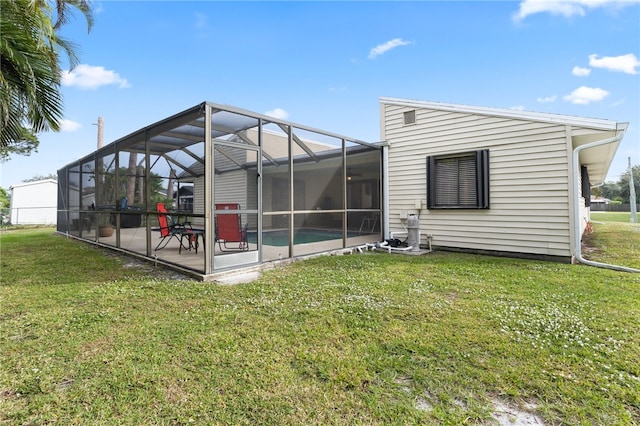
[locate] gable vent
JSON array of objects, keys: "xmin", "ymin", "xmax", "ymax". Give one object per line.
[{"xmin": 403, "ymin": 110, "xmax": 416, "ymax": 125}]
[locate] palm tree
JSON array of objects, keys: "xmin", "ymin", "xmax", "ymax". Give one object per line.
[
  {"xmin": 0, "ymin": 0, "xmax": 93, "ymax": 152},
  {"xmin": 51, "ymin": 0, "xmax": 93, "ymax": 30}
]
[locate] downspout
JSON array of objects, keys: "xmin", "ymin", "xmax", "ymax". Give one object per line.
[
  {"xmin": 382, "ymin": 141, "xmax": 390, "ymax": 240},
  {"xmin": 572, "ymin": 130, "xmax": 640, "ymax": 273}
]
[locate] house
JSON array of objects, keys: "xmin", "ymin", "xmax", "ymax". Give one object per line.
[
  {"xmin": 56, "ymin": 99, "xmax": 628, "ymax": 279},
  {"xmin": 380, "ymin": 97, "xmax": 628, "ymax": 262},
  {"xmin": 590, "ymin": 196, "xmax": 610, "ymax": 210},
  {"xmin": 9, "ymin": 179, "xmax": 58, "ymax": 225}
]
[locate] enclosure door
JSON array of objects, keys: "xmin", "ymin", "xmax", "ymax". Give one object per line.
[{"xmin": 212, "ymin": 142, "xmax": 261, "ymax": 270}]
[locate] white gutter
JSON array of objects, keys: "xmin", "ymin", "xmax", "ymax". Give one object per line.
[{"xmin": 572, "ymin": 131, "xmax": 640, "ymax": 273}]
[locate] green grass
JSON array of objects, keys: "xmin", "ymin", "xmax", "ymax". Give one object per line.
[
  {"xmin": 582, "ymin": 221, "xmax": 640, "ymax": 268},
  {"xmin": 1, "ymin": 227, "xmax": 639, "ymax": 425},
  {"xmin": 590, "ymin": 211, "xmax": 638, "ymax": 223}
]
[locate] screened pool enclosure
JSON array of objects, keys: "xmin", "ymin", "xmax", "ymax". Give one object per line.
[{"xmin": 57, "ymin": 102, "xmax": 383, "ymax": 278}]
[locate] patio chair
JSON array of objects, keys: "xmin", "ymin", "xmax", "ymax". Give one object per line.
[
  {"xmin": 215, "ymin": 203, "xmax": 249, "ymax": 252},
  {"xmin": 154, "ymin": 202, "xmax": 191, "ymax": 251}
]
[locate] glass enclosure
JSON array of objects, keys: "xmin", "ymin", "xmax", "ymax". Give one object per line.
[{"xmin": 57, "ymin": 102, "xmax": 382, "ymax": 278}]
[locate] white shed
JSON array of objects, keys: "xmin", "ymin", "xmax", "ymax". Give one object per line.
[
  {"xmin": 9, "ymin": 179, "xmax": 58, "ymax": 225},
  {"xmin": 381, "ymin": 97, "xmax": 627, "ymax": 262}
]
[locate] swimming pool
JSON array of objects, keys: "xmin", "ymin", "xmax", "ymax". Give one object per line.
[{"xmin": 248, "ymin": 229, "xmax": 359, "ymax": 246}]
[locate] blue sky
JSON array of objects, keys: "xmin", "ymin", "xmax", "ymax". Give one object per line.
[{"xmin": 2, "ymin": 0, "xmax": 639, "ymax": 189}]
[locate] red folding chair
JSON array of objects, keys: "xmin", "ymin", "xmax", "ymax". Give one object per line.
[
  {"xmin": 154, "ymin": 202, "xmax": 190, "ymax": 251},
  {"xmin": 215, "ymin": 203, "xmax": 249, "ymax": 252}
]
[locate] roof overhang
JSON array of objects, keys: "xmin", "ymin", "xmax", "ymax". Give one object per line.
[
  {"xmin": 572, "ymin": 123, "xmax": 628, "ymax": 185},
  {"xmin": 9, "ymin": 178, "xmax": 58, "ymax": 190}
]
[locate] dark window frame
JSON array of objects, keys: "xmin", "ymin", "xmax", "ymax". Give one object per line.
[
  {"xmin": 426, "ymin": 149, "xmax": 490, "ymax": 209},
  {"xmin": 581, "ymin": 165, "xmax": 591, "ymax": 207}
]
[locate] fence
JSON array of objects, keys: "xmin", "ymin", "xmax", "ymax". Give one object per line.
[{"xmin": 590, "ymin": 203, "xmax": 640, "ymax": 212}]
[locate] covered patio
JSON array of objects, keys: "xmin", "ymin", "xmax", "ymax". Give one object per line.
[{"xmin": 57, "ymin": 102, "xmax": 383, "ymax": 279}]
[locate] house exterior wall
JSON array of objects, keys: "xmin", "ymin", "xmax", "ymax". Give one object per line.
[
  {"xmin": 193, "ymin": 176, "xmax": 206, "ymax": 227},
  {"xmin": 248, "ymin": 128, "xmax": 336, "ymax": 158},
  {"xmin": 213, "ymin": 171, "xmax": 249, "ymax": 211},
  {"xmin": 579, "ymin": 197, "xmax": 588, "ymax": 236},
  {"xmin": 382, "ymin": 103, "xmax": 576, "ymax": 258},
  {"xmin": 192, "ymin": 171, "xmax": 251, "ymax": 226},
  {"xmin": 10, "ymin": 179, "xmax": 58, "ymax": 225}
]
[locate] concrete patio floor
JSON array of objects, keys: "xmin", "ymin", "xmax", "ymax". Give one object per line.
[{"xmin": 77, "ymin": 226, "xmax": 380, "ymax": 280}]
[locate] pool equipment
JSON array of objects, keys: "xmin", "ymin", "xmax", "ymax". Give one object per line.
[{"xmin": 406, "ymin": 214, "xmax": 421, "ymax": 252}]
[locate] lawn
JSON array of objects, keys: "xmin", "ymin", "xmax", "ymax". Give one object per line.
[
  {"xmin": 1, "ymin": 226, "xmax": 639, "ymax": 425},
  {"xmin": 590, "ymin": 211, "xmax": 637, "ymax": 223},
  {"xmin": 582, "ymin": 220, "xmax": 640, "ymax": 268}
]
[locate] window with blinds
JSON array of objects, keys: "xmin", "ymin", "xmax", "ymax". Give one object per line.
[{"xmin": 426, "ymin": 150, "xmax": 490, "ymax": 209}]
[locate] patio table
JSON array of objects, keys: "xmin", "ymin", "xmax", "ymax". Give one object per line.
[{"xmin": 180, "ymin": 229, "xmax": 205, "ymax": 254}]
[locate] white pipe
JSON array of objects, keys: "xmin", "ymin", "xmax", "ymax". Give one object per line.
[
  {"xmin": 390, "ymin": 231, "xmax": 407, "ymax": 239},
  {"xmin": 572, "ymin": 130, "xmax": 640, "ymax": 273},
  {"xmin": 382, "ymin": 142, "xmax": 390, "ymax": 240},
  {"xmin": 374, "ymin": 240, "xmax": 414, "ymax": 253}
]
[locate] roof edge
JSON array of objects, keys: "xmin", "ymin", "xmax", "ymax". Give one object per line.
[
  {"xmin": 379, "ymin": 97, "xmax": 621, "ymax": 131},
  {"xmin": 9, "ymin": 178, "xmax": 58, "ymax": 190}
]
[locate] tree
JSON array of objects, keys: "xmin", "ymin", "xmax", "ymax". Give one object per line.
[
  {"xmin": 618, "ymin": 165, "xmax": 640, "ymax": 202},
  {"xmin": 0, "ymin": 187, "xmax": 10, "ymax": 209},
  {"xmin": 0, "ymin": 127, "xmax": 39, "ymax": 162},
  {"xmin": 93, "ymin": 166, "xmax": 166, "ymax": 207},
  {"xmin": 597, "ymin": 165, "xmax": 640, "ymax": 203},
  {"xmin": 24, "ymin": 173, "xmax": 58, "ymax": 182},
  {"xmin": 0, "ymin": 0, "xmax": 93, "ymax": 160},
  {"xmin": 126, "ymin": 153, "xmax": 137, "ymax": 203},
  {"xmin": 598, "ymin": 181, "xmax": 621, "ymax": 201}
]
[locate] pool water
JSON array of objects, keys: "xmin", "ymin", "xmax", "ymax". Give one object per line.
[{"xmin": 248, "ymin": 229, "xmax": 359, "ymax": 246}]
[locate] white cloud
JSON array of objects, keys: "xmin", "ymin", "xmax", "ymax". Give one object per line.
[
  {"xmin": 537, "ymin": 95, "xmax": 558, "ymax": 103},
  {"xmin": 194, "ymin": 12, "xmax": 207, "ymax": 30},
  {"xmin": 572, "ymin": 66, "xmax": 591, "ymax": 76},
  {"xmin": 93, "ymin": 2, "xmax": 105, "ymax": 14},
  {"xmin": 513, "ymin": 0, "xmax": 640, "ymax": 22},
  {"xmin": 513, "ymin": 0, "xmax": 585, "ymax": 21},
  {"xmin": 194, "ymin": 12, "xmax": 209, "ymax": 38},
  {"xmin": 59, "ymin": 119, "xmax": 82, "ymax": 132},
  {"xmin": 264, "ymin": 108, "xmax": 288, "ymax": 120},
  {"xmin": 61, "ymin": 64, "xmax": 131, "ymax": 89},
  {"xmin": 610, "ymin": 98, "xmax": 625, "ymax": 107},
  {"xmin": 589, "ymin": 53, "xmax": 640, "ymax": 74},
  {"xmin": 510, "ymin": 105, "xmax": 526, "ymax": 111},
  {"xmin": 563, "ymin": 86, "xmax": 609, "ymax": 104},
  {"xmin": 368, "ymin": 38, "xmax": 411, "ymax": 59}
]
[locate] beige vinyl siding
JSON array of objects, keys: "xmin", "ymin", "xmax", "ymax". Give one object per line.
[
  {"xmin": 384, "ymin": 104, "xmax": 574, "ymax": 257},
  {"xmin": 247, "ymin": 128, "xmax": 338, "ymax": 160},
  {"xmin": 215, "ymin": 171, "xmax": 259, "ymax": 230},
  {"xmin": 192, "ymin": 171, "xmax": 257, "ymax": 229},
  {"xmin": 192, "ymin": 171, "xmax": 253, "ymax": 226},
  {"xmin": 192, "ymin": 177, "xmax": 205, "ymax": 227},
  {"xmin": 214, "ymin": 171, "xmax": 249, "ymax": 205}
]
